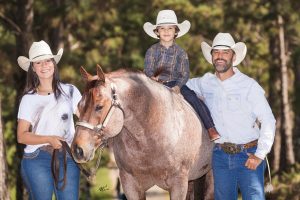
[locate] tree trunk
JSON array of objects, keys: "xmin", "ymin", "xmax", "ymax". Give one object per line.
[
  {"xmin": 0, "ymin": 97, "xmax": 10, "ymax": 200},
  {"xmin": 272, "ymin": 115, "xmax": 281, "ymax": 174},
  {"xmin": 268, "ymin": 31, "xmax": 282, "ymax": 172},
  {"xmin": 14, "ymin": 0, "xmax": 34, "ymax": 199},
  {"xmin": 49, "ymin": 0, "xmax": 65, "ymax": 51},
  {"xmin": 278, "ymin": 15, "xmax": 295, "ymax": 166}
]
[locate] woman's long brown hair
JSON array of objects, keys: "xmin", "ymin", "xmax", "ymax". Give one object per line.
[{"xmin": 22, "ymin": 58, "xmax": 64, "ymax": 100}]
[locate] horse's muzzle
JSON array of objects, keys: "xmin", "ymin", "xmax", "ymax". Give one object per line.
[{"xmin": 73, "ymin": 144, "xmax": 84, "ymax": 160}]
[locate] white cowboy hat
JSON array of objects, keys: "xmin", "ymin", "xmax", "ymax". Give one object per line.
[
  {"xmin": 17, "ymin": 40, "xmax": 63, "ymax": 71},
  {"xmin": 143, "ymin": 9, "xmax": 191, "ymax": 39},
  {"xmin": 201, "ymin": 33, "xmax": 247, "ymax": 66}
]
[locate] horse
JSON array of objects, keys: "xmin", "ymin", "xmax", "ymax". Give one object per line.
[{"xmin": 71, "ymin": 66, "xmax": 214, "ymax": 200}]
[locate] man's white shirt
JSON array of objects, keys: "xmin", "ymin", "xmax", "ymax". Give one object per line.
[{"xmin": 187, "ymin": 67, "xmax": 276, "ymax": 159}]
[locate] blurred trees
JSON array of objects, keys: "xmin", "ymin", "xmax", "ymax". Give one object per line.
[{"xmin": 0, "ymin": 0, "xmax": 299, "ymax": 199}]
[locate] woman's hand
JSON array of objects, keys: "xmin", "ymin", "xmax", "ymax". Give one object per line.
[{"xmin": 48, "ymin": 136, "xmax": 65, "ymax": 149}]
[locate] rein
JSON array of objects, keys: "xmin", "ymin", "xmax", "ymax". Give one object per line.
[{"xmin": 51, "ymin": 141, "xmax": 107, "ymax": 190}]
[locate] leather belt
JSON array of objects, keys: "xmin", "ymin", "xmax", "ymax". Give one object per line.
[
  {"xmin": 216, "ymin": 139, "xmax": 258, "ymax": 154},
  {"xmin": 40, "ymin": 145, "xmax": 63, "ymax": 154}
]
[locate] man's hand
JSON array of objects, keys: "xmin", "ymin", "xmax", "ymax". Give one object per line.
[
  {"xmin": 245, "ymin": 153, "xmax": 262, "ymax": 170},
  {"xmin": 172, "ymin": 86, "xmax": 181, "ymax": 94}
]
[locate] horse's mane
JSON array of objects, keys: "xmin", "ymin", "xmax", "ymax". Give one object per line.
[{"xmin": 108, "ymin": 68, "xmax": 143, "ymax": 78}]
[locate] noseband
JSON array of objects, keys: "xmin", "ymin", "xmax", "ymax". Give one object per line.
[{"xmin": 76, "ymin": 83, "xmax": 124, "ymax": 136}]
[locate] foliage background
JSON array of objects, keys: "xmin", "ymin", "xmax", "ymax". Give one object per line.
[{"xmin": 0, "ymin": 0, "xmax": 299, "ymax": 199}]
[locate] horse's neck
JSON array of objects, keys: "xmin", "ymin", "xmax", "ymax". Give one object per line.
[{"xmin": 114, "ymin": 75, "xmax": 174, "ymax": 142}]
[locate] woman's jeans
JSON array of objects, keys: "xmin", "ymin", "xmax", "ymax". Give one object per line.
[
  {"xmin": 21, "ymin": 148, "xmax": 80, "ymax": 200},
  {"xmin": 164, "ymin": 81, "xmax": 215, "ymax": 129},
  {"xmin": 212, "ymin": 145, "xmax": 266, "ymax": 200}
]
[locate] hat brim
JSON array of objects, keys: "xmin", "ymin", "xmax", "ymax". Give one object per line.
[
  {"xmin": 17, "ymin": 48, "xmax": 63, "ymax": 71},
  {"xmin": 201, "ymin": 42, "xmax": 247, "ymax": 66},
  {"xmin": 143, "ymin": 20, "xmax": 191, "ymax": 39}
]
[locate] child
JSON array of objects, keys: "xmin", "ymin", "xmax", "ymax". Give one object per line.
[{"xmin": 143, "ymin": 9, "xmax": 220, "ymax": 141}]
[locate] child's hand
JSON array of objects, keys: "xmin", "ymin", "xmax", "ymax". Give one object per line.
[
  {"xmin": 151, "ymin": 76, "xmax": 159, "ymax": 82},
  {"xmin": 172, "ymin": 86, "xmax": 181, "ymax": 94}
]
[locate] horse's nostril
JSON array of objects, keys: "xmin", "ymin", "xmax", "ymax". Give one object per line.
[{"xmin": 74, "ymin": 144, "xmax": 84, "ymax": 159}]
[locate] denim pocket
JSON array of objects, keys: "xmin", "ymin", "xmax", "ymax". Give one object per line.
[{"xmin": 23, "ymin": 149, "xmax": 40, "ymax": 159}]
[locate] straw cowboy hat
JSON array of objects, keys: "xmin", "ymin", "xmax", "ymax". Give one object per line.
[
  {"xmin": 201, "ymin": 33, "xmax": 247, "ymax": 66},
  {"xmin": 17, "ymin": 40, "xmax": 63, "ymax": 71},
  {"xmin": 143, "ymin": 9, "xmax": 191, "ymax": 39}
]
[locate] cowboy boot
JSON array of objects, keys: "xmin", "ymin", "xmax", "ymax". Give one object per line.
[{"xmin": 207, "ymin": 127, "xmax": 220, "ymax": 141}]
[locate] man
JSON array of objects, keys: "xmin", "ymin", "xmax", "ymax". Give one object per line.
[{"xmin": 187, "ymin": 32, "xmax": 276, "ymax": 200}]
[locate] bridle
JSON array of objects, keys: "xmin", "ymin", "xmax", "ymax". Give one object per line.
[
  {"xmin": 72, "ymin": 83, "xmax": 125, "ymax": 181},
  {"xmin": 76, "ymin": 83, "xmax": 124, "ymax": 137}
]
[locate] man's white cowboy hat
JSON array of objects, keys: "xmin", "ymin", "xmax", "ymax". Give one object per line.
[
  {"xmin": 201, "ymin": 33, "xmax": 247, "ymax": 66},
  {"xmin": 143, "ymin": 9, "xmax": 191, "ymax": 39},
  {"xmin": 17, "ymin": 40, "xmax": 63, "ymax": 71}
]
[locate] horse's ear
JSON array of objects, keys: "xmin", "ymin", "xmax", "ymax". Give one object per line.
[
  {"xmin": 80, "ymin": 66, "xmax": 93, "ymax": 82},
  {"xmin": 96, "ymin": 64, "xmax": 105, "ymax": 83}
]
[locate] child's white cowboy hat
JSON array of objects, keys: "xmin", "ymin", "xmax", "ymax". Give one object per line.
[
  {"xmin": 143, "ymin": 9, "xmax": 191, "ymax": 39},
  {"xmin": 17, "ymin": 40, "xmax": 63, "ymax": 71},
  {"xmin": 201, "ymin": 33, "xmax": 247, "ymax": 66}
]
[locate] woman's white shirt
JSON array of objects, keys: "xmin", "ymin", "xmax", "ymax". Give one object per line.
[{"xmin": 18, "ymin": 83, "xmax": 82, "ymax": 153}]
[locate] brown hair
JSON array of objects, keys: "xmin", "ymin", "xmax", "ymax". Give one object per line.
[
  {"xmin": 22, "ymin": 58, "xmax": 65, "ymax": 99},
  {"xmin": 154, "ymin": 26, "xmax": 180, "ymax": 39}
]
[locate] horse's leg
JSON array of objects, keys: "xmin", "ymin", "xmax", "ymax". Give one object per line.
[
  {"xmin": 188, "ymin": 170, "xmax": 214, "ymax": 200},
  {"xmin": 203, "ymin": 169, "xmax": 214, "ymax": 200},
  {"xmin": 168, "ymin": 175, "xmax": 189, "ymax": 200},
  {"xmin": 119, "ymin": 171, "xmax": 146, "ymax": 200},
  {"xmin": 185, "ymin": 180, "xmax": 195, "ymax": 200}
]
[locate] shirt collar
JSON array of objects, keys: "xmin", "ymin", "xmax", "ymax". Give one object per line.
[{"xmin": 158, "ymin": 42, "xmax": 176, "ymax": 49}]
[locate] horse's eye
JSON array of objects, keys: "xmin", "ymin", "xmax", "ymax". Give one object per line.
[
  {"xmin": 61, "ymin": 113, "xmax": 68, "ymax": 120},
  {"xmin": 95, "ymin": 105, "xmax": 103, "ymax": 112}
]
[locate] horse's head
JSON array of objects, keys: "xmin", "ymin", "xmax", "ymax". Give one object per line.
[{"xmin": 71, "ymin": 65, "xmax": 124, "ymax": 163}]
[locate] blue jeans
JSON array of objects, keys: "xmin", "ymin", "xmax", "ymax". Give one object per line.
[
  {"xmin": 164, "ymin": 81, "xmax": 215, "ymax": 129},
  {"xmin": 21, "ymin": 148, "xmax": 80, "ymax": 200},
  {"xmin": 212, "ymin": 145, "xmax": 266, "ymax": 200}
]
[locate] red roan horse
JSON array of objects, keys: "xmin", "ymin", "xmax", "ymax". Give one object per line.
[{"xmin": 71, "ymin": 66, "xmax": 214, "ymax": 199}]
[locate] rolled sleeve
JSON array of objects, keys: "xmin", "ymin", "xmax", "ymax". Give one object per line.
[{"xmin": 248, "ymin": 82, "xmax": 276, "ymax": 159}]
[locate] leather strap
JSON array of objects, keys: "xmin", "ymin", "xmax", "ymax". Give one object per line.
[{"xmin": 50, "ymin": 141, "xmax": 92, "ymax": 190}]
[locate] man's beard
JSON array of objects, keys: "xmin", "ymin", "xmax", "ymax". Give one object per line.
[{"xmin": 213, "ymin": 58, "xmax": 233, "ymax": 73}]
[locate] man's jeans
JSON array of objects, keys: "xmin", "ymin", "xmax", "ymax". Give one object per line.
[
  {"xmin": 212, "ymin": 145, "xmax": 266, "ymax": 200},
  {"xmin": 163, "ymin": 81, "xmax": 215, "ymax": 129},
  {"xmin": 21, "ymin": 148, "xmax": 80, "ymax": 200}
]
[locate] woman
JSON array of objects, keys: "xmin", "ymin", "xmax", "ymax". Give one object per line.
[{"xmin": 17, "ymin": 40, "xmax": 81, "ymax": 199}]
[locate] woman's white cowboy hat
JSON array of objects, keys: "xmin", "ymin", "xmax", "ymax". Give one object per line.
[
  {"xmin": 143, "ymin": 9, "xmax": 191, "ymax": 39},
  {"xmin": 17, "ymin": 40, "xmax": 63, "ymax": 71},
  {"xmin": 201, "ymin": 33, "xmax": 247, "ymax": 66}
]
